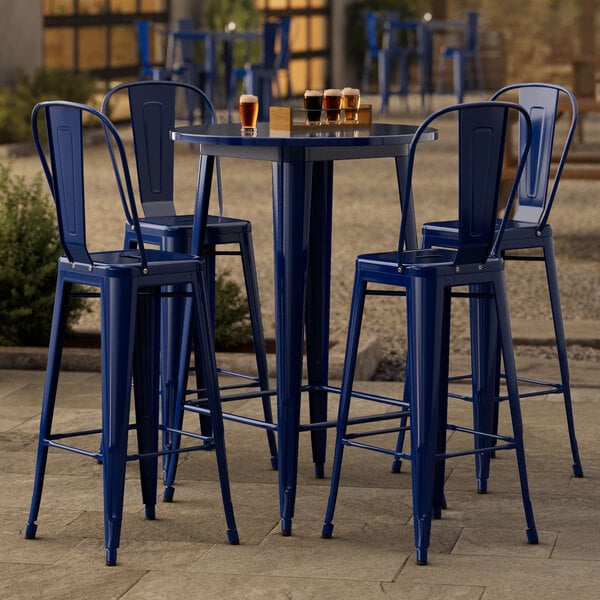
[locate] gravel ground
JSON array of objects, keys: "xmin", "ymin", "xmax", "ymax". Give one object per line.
[{"xmin": 10, "ymin": 94, "xmax": 600, "ymax": 377}]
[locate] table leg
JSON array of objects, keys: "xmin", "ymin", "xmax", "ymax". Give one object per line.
[
  {"xmin": 271, "ymin": 157, "xmax": 313, "ymax": 535},
  {"xmin": 305, "ymin": 160, "xmax": 333, "ymax": 478},
  {"xmin": 469, "ymin": 283, "xmax": 499, "ymax": 494},
  {"xmin": 395, "ymin": 155, "xmax": 417, "ymax": 250}
]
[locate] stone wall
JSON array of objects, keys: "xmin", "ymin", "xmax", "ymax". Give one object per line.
[{"xmin": 448, "ymin": 0, "xmax": 593, "ymax": 92}]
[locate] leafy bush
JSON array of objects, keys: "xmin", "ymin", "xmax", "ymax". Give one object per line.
[
  {"xmin": 0, "ymin": 162, "xmax": 88, "ymax": 346},
  {"xmin": 202, "ymin": 0, "xmax": 260, "ymax": 31},
  {"xmin": 0, "ymin": 68, "xmax": 96, "ymax": 143},
  {"xmin": 214, "ymin": 270, "xmax": 252, "ymax": 350}
]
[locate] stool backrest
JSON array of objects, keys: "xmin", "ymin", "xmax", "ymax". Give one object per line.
[
  {"xmin": 31, "ymin": 101, "xmax": 148, "ymax": 272},
  {"xmin": 400, "ymin": 101, "xmax": 533, "ymax": 268},
  {"xmin": 101, "ymin": 80, "xmax": 220, "ymax": 220},
  {"xmin": 490, "ymin": 82, "xmax": 578, "ymax": 230},
  {"xmin": 274, "ymin": 16, "xmax": 291, "ymax": 71}
]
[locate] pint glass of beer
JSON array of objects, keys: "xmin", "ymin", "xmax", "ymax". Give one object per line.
[
  {"xmin": 323, "ymin": 89, "xmax": 342, "ymax": 124},
  {"xmin": 304, "ymin": 89, "xmax": 323, "ymax": 124},
  {"xmin": 342, "ymin": 87, "xmax": 361, "ymax": 123},
  {"xmin": 239, "ymin": 94, "xmax": 259, "ymax": 134}
]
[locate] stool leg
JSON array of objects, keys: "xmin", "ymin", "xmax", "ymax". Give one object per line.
[
  {"xmin": 432, "ymin": 293, "xmax": 451, "ymax": 518},
  {"xmin": 101, "ymin": 277, "xmax": 137, "ymax": 566},
  {"xmin": 407, "ymin": 277, "xmax": 445, "ymax": 566},
  {"xmin": 239, "ymin": 230, "xmax": 278, "ymax": 469},
  {"xmin": 378, "ymin": 49, "xmax": 392, "ymax": 116},
  {"xmin": 452, "ymin": 50, "xmax": 464, "ymax": 103},
  {"xmin": 190, "ymin": 270, "xmax": 239, "ymax": 543},
  {"xmin": 543, "ymin": 241, "xmax": 583, "ymax": 477},
  {"xmin": 391, "ymin": 370, "xmax": 410, "ymax": 474},
  {"xmin": 322, "ymin": 274, "xmax": 367, "ymax": 539},
  {"xmin": 469, "ymin": 283, "xmax": 498, "ymax": 494},
  {"xmin": 494, "ymin": 274, "xmax": 538, "ymax": 545},
  {"xmin": 132, "ymin": 289, "xmax": 160, "ymax": 520},
  {"xmin": 163, "ymin": 294, "xmax": 194, "ymax": 501},
  {"xmin": 25, "ymin": 276, "xmax": 71, "ymax": 540}
]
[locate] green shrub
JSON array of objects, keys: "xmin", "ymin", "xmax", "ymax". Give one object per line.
[
  {"xmin": 214, "ymin": 269, "xmax": 252, "ymax": 350},
  {"xmin": 0, "ymin": 162, "xmax": 88, "ymax": 346},
  {"xmin": 0, "ymin": 68, "xmax": 96, "ymax": 143}
]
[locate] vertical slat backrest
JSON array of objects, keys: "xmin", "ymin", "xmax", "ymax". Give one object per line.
[
  {"xmin": 37, "ymin": 104, "xmax": 90, "ymax": 265},
  {"xmin": 101, "ymin": 80, "xmax": 221, "ymax": 221},
  {"xmin": 399, "ymin": 101, "xmax": 532, "ymax": 268},
  {"xmin": 128, "ymin": 82, "xmax": 178, "ymax": 217},
  {"xmin": 491, "ymin": 83, "xmax": 577, "ymax": 228},
  {"xmin": 454, "ymin": 103, "xmax": 510, "ymax": 265},
  {"xmin": 32, "ymin": 101, "xmax": 147, "ymax": 271}
]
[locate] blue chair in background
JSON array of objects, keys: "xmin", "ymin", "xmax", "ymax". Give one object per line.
[
  {"xmin": 321, "ymin": 100, "xmax": 538, "ymax": 566},
  {"xmin": 25, "ymin": 100, "xmax": 238, "ymax": 565},
  {"xmin": 378, "ymin": 18, "xmax": 422, "ymax": 115},
  {"xmin": 435, "ymin": 11, "xmax": 484, "ymax": 102},
  {"xmin": 136, "ymin": 19, "xmax": 172, "ymax": 80},
  {"xmin": 101, "ymin": 81, "xmax": 277, "ymax": 483},
  {"xmin": 235, "ymin": 17, "xmax": 291, "ymax": 122},
  {"xmin": 421, "ymin": 83, "xmax": 583, "ymax": 488},
  {"xmin": 361, "ymin": 11, "xmax": 381, "ymax": 92}
]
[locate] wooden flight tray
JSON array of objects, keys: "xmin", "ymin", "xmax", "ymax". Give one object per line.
[{"xmin": 269, "ymin": 104, "xmax": 372, "ymax": 133}]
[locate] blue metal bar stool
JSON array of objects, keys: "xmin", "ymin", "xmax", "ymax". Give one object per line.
[
  {"xmin": 378, "ymin": 19, "xmax": 419, "ymax": 116},
  {"xmin": 101, "ymin": 81, "xmax": 277, "ymax": 479},
  {"xmin": 25, "ymin": 101, "xmax": 238, "ymax": 565},
  {"xmin": 322, "ymin": 101, "xmax": 538, "ymax": 566},
  {"xmin": 421, "ymin": 83, "xmax": 584, "ymax": 487}
]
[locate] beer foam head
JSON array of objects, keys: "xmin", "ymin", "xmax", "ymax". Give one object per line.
[
  {"xmin": 304, "ymin": 89, "xmax": 323, "ymax": 97},
  {"xmin": 342, "ymin": 87, "xmax": 360, "ymax": 96},
  {"xmin": 239, "ymin": 94, "xmax": 258, "ymax": 103},
  {"xmin": 323, "ymin": 88, "xmax": 342, "ymax": 97}
]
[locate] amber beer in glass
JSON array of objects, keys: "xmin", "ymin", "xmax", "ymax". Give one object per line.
[
  {"xmin": 342, "ymin": 87, "xmax": 361, "ymax": 123},
  {"xmin": 323, "ymin": 88, "xmax": 342, "ymax": 124},
  {"xmin": 239, "ymin": 94, "xmax": 258, "ymax": 133},
  {"xmin": 304, "ymin": 89, "xmax": 323, "ymax": 124}
]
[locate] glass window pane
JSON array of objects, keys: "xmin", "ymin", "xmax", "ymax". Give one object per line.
[
  {"xmin": 79, "ymin": 0, "xmax": 107, "ymax": 14},
  {"xmin": 140, "ymin": 0, "xmax": 168, "ymax": 11},
  {"xmin": 111, "ymin": 25, "xmax": 136, "ymax": 66},
  {"xmin": 110, "ymin": 0, "xmax": 136, "ymax": 12},
  {"xmin": 44, "ymin": 28, "xmax": 75, "ymax": 68},
  {"xmin": 79, "ymin": 27, "xmax": 107, "ymax": 69},
  {"xmin": 44, "ymin": 0, "xmax": 75, "ymax": 15}
]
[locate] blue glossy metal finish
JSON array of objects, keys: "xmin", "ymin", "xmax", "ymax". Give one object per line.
[
  {"xmin": 421, "ymin": 83, "xmax": 583, "ymax": 481},
  {"xmin": 170, "ymin": 119, "xmax": 435, "ymax": 537},
  {"xmin": 25, "ymin": 101, "xmax": 239, "ymax": 565},
  {"xmin": 102, "ymin": 81, "xmax": 277, "ymax": 478},
  {"xmin": 321, "ymin": 101, "xmax": 538, "ymax": 565}
]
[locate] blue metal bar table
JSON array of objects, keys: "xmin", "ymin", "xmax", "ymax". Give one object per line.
[{"xmin": 171, "ymin": 121, "xmax": 437, "ymax": 535}]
